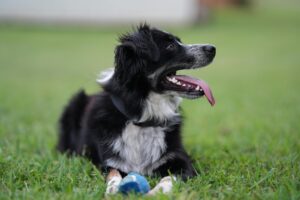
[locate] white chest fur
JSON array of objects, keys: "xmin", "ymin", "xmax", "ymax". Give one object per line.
[
  {"xmin": 105, "ymin": 92, "xmax": 182, "ymax": 175},
  {"xmin": 106, "ymin": 123, "xmax": 167, "ymax": 174},
  {"xmin": 138, "ymin": 92, "xmax": 182, "ymax": 123}
]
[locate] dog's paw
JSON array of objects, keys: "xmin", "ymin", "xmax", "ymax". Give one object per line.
[
  {"xmin": 105, "ymin": 169, "xmax": 122, "ymax": 195},
  {"xmin": 147, "ymin": 176, "xmax": 176, "ymax": 195}
]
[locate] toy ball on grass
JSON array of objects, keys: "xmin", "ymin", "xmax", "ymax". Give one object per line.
[{"xmin": 118, "ymin": 172, "xmax": 150, "ymax": 195}]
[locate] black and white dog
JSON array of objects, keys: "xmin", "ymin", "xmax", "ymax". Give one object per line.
[{"xmin": 57, "ymin": 24, "xmax": 216, "ymax": 194}]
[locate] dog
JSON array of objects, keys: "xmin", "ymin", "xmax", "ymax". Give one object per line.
[{"xmin": 57, "ymin": 24, "xmax": 216, "ymax": 195}]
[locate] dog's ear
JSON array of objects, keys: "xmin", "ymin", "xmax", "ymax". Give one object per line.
[
  {"xmin": 120, "ymin": 40, "xmax": 159, "ymax": 62},
  {"xmin": 114, "ymin": 26, "xmax": 160, "ymax": 82},
  {"xmin": 114, "ymin": 40, "xmax": 159, "ymax": 79},
  {"xmin": 114, "ymin": 42, "xmax": 143, "ymax": 81},
  {"xmin": 117, "ymin": 27, "xmax": 160, "ymax": 62},
  {"xmin": 136, "ymin": 27, "xmax": 160, "ymax": 62}
]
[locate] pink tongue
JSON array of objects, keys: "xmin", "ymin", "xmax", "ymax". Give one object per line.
[{"xmin": 174, "ymin": 75, "xmax": 216, "ymax": 106}]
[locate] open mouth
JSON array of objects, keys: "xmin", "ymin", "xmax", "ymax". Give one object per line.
[{"xmin": 160, "ymin": 71, "xmax": 215, "ymax": 106}]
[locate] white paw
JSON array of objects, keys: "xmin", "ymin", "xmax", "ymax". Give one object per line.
[
  {"xmin": 147, "ymin": 176, "xmax": 176, "ymax": 195},
  {"xmin": 105, "ymin": 176, "xmax": 122, "ymax": 195}
]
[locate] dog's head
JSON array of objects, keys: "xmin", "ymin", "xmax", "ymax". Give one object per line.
[{"xmin": 100, "ymin": 24, "xmax": 216, "ymax": 106}]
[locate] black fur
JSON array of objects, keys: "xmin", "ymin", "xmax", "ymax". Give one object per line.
[{"xmin": 57, "ymin": 24, "xmax": 216, "ymax": 180}]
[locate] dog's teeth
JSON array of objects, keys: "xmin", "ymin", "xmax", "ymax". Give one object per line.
[
  {"xmin": 167, "ymin": 77, "xmax": 172, "ymax": 81},
  {"xmin": 176, "ymin": 82, "xmax": 181, "ymax": 85},
  {"xmin": 182, "ymin": 84, "xmax": 186, "ymax": 87},
  {"xmin": 172, "ymin": 78, "xmax": 177, "ymax": 83},
  {"xmin": 195, "ymin": 86, "xmax": 200, "ymax": 91}
]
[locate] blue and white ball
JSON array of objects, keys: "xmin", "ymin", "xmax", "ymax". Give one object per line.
[{"xmin": 118, "ymin": 172, "xmax": 150, "ymax": 195}]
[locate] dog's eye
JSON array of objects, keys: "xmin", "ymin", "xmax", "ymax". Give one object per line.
[{"xmin": 166, "ymin": 43, "xmax": 176, "ymax": 51}]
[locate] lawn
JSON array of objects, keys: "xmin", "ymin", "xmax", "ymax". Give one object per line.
[{"xmin": 0, "ymin": 3, "xmax": 300, "ymax": 200}]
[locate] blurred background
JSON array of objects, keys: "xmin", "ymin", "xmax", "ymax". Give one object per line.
[
  {"xmin": 0, "ymin": 0, "xmax": 252, "ymax": 26},
  {"xmin": 0, "ymin": 0, "xmax": 299, "ymax": 199}
]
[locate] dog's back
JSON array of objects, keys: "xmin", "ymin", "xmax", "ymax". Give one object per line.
[{"xmin": 57, "ymin": 90, "xmax": 89, "ymax": 154}]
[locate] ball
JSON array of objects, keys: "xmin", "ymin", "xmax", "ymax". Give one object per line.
[{"xmin": 118, "ymin": 172, "xmax": 150, "ymax": 195}]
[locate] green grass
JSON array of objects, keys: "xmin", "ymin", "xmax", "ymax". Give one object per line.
[{"xmin": 1, "ymin": 6, "xmax": 300, "ymax": 200}]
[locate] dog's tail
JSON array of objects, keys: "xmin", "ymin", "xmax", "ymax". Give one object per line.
[{"xmin": 57, "ymin": 90, "xmax": 89, "ymax": 154}]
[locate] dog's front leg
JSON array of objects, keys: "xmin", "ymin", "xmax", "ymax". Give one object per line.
[
  {"xmin": 105, "ymin": 168, "xmax": 122, "ymax": 195},
  {"xmin": 147, "ymin": 176, "xmax": 176, "ymax": 195}
]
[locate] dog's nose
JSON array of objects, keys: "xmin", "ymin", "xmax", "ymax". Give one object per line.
[{"xmin": 203, "ymin": 45, "xmax": 216, "ymax": 55}]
